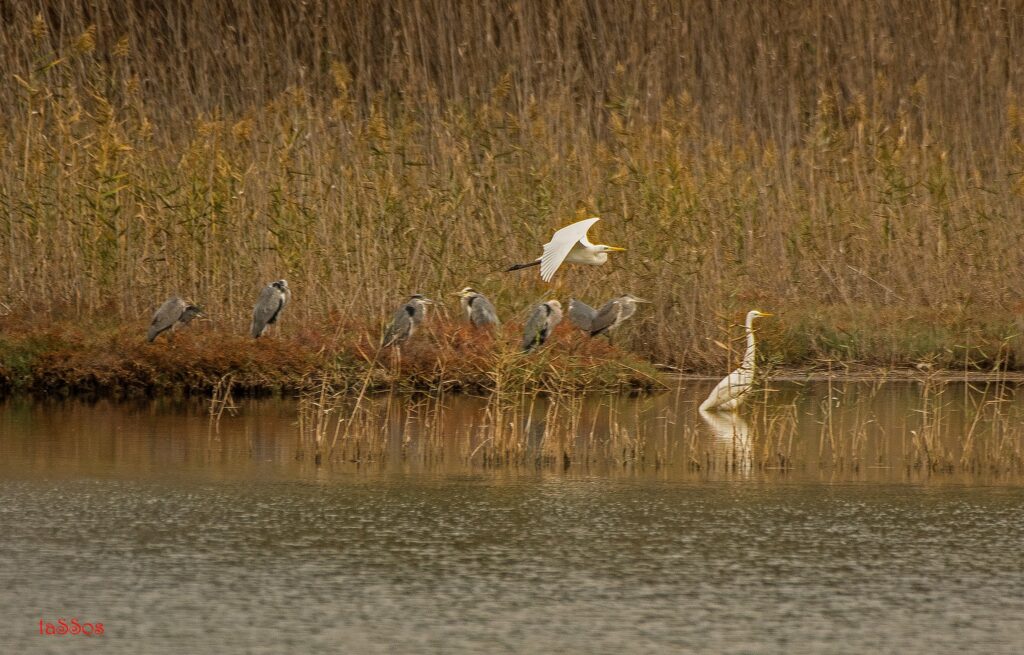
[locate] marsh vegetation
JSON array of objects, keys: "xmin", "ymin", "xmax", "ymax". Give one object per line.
[{"xmin": 3, "ymin": 2, "xmax": 1024, "ymax": 392}]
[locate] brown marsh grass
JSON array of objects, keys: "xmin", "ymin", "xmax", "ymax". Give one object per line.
[
  {"xmin": 3, "ymin": 2, "xmax": 1024, "ymax": 376},
  {"xmin": 0, "ymin": 311, "xmax": 661, "ymax": 395}
]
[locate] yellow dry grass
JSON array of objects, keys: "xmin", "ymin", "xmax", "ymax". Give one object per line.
[{"xmin": 2, "ymin": 2, "xmax": 1024, "ymax": 374}]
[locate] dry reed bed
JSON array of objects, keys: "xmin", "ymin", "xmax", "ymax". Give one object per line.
[{"xmin": 3, "ymin": 2, "xmax": 1024, "ymax": 374}]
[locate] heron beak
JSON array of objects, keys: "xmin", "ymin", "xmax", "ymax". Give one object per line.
[
  {"xmin": 633, "ymin": 297, "xmax": 651, "ymax": 303},
  {"xmin": 758, "ymin": 312, "xmax": 774, "ymax": 317},
  {"xmin": 606, "ymin": 246, "xmax": 627, "ymax": 252}
]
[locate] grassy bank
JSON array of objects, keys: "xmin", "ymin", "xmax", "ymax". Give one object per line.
[
  {"xmin": 0, "ymin": 316, "xmax": 664, "ymax": 396},
  {"xmin": 2, "ymin": 2, "xmax": 1024, "ymax": 376}
]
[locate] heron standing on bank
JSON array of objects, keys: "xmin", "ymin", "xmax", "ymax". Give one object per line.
[
  {"xmin": 506, "ymin": 218, "xmax": 626, "ymax": 282},
  {"xmin": 452, "ymin": 287, "xmax": 500, "ymax": 328},
  {"xmin": 147, "ymin": 296, "xmax": 203, "ymax": 342},
  {"xmin": 521, "ymin": 300, "xmax": 563, "ymax": 352},
  {"xmin": 700, "ymin": 310, "xmax": 773, "ymax": 412},
  {"xmin": 383, "ymin": 294, "xmax": 434, "ymax": 347},
  {"xmin": 251, "ymin": 279, "xmax": 290, "ymax": 338},
  {"xmin": 587, "ymin": 294, "xmax": 650, "ymax": 337},
  {"xmin": 567, "ymin": 295, "xmax": 648, "ymax": 338},
  {"xmin": 567, "ymin": 298, "xmax": 597, "ymax": 332}
]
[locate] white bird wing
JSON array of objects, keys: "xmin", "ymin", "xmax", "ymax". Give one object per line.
[
  {"xmin": 699, "ymin": 368, "xmax": 753, "ymax": 411},
  {"xmin": 539, "ymin": 217, "xmax": 601, "ymax": 282}
]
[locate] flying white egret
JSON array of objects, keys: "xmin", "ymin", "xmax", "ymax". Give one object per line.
[
  {"xmin": 699, "ymin": 310, "xmax": 773, "ymax": 412},
  {"xmin": 452, "ymin": 287, "xmax": 500, "ymax": 328},
  {"xmin": 251, "ymin": 279, "xmax": 290, "ymax": 338},
  {"xmin": 521, "ymin": 300, "xmax": 563, "ymax": 352},
  {"xmin": 506, "ymin": 217, "xmax": 626, "ymax": 282},
  {"xmin": 147, "ymin": 296, "xmax": 203, "ymax": 342}
]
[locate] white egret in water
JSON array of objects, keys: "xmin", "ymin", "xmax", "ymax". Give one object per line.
[
  {"xmin": 506, "ymin": 217, "xmax": 626, "ymax": 282},
  {"xmin": 147, "ymin": 296, "xmax": 203, "ymax": 342},
  {"xmin": 700, "ymin": 310, "xmax": 773, "ymax": 412},
  {"xmin": 452, "ymin": 287, "xmax": 500, "ymax": 328}
]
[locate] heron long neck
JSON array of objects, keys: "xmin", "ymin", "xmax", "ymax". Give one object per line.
[{"xmin": 741, "ymin": 315, "xmax": 756, "ymax": 370}]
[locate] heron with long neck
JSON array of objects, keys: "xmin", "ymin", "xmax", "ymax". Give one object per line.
[{"xmin": 699, "ymin": 310, "xmax": 772, "ymax": 412}]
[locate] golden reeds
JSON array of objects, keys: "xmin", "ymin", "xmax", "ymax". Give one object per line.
[{"xmin": 2, "ymin": 2, "xmax": 1024, "ymax": 374}]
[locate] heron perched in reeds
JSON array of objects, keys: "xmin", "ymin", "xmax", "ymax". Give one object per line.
[
  {"xmin": 567, "ymin": 298, "xmax": 596, "ymax": 332},
  {"xmin": 452, "ymin": 287, "xmax": 500, "ymax": 328},
  {"xmin": 568, "ymin": 294, "xmax": 649, "ymax": 337},
  {"xmin": 147, "ymin": 296, "xmax": 203, "ymax": 342},
  {"xmin": 521, "ymin": 300, "xmax": 563, "ymax": 352},
  {"xmin": 382, "ymin": 294, "xmax": 434, "ymax": 347},
  {"xmin": 700, "ymin": 310, "xmax": 773, "ymax": 412},
  {"xmin": 506, "ymin": 217, "xmax": 626, "ymax": 282},
  {"xmin": 250, "ymin": 279, "xmax": 290, "ymax": 338}
]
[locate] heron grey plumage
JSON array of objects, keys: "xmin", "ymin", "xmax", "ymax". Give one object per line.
[
  {"xmin": 382, "ymin": 294, "xmax": 434, "ymax": 347},
  {"xmin": 587, "ymin": 294, "xmax": 649, "ymax": 337},
  {"xmin": 521, "ymin": 300, "xmax": 563, "ymax": 352},
  {"xmin": 250, "ymin": 279, "xmax": 290, "ymax": 338},
  {"xmin": 452, "ymin": 287, "xmax": 500, "ymax": 328},
  {"xmin": 147, "ymin": 296, "xmax": 203, "ymax": 342},
  {"xmin": 567, "ymin": 298, "xmax": 597, "ymax": 332}
]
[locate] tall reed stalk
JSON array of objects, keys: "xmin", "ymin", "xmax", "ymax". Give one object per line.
[{"xmin": 3, "ymin": 2, "xmax": 1024, "ymax": 370}]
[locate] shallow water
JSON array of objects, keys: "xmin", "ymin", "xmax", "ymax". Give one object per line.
[{"xmin": 1, "ymin": 380, "xmax": 1023, "ymax": 654}]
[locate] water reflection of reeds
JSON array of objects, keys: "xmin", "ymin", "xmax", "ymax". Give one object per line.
[
  {"xmin": 0, "ymin": 378, "xmax": 1020, "ymax": 483},
  {"xmin": 291, "ymin": 377, "xmax": 1024, "ymax": 479}
]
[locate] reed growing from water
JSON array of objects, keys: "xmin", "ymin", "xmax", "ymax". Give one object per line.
[
  {"xmin": 293, "ymin": 375, "xmax": 1024, "ymax": 477},
  {"xmin": 3, "ymin": 2, "xmax": 1024, "ymax": 374}
]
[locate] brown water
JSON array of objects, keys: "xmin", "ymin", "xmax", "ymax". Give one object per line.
[{"xmin": 1, "ymin": 380, "xmax": 1023, "ymax": 654}]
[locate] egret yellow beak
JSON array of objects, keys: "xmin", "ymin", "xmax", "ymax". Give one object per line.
[{"xmin": 606, "ymin": 246, "xmax": 627, "ymax": 252}]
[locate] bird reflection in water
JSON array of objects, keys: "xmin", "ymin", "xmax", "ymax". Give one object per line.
[{"xmin": 699, "ymin": 408, "xmax": 753, "ymax": 476}]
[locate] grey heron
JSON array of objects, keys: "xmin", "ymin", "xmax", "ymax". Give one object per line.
[
  {"xmin": 147, "ymin": 296, "xmax": 203, "ymax": 342},
  {"xmin": 587, "ymin": 294, "xmax": 650, "ymax": 337},
  {"xmin": 452, "ymin": 287, "xmax": 500, "ymax": 328},
  {"xmin": 506, "ymin": 218, "xmax": 625, "ymax": 282},
  {"xmin": 700, "ymin": 310, "xmax": 773, "ymax": 412},
  {"xmin": 250, "ymin": 279, "xmax": 290, "ymax": 338},
  {"xmin": 567, "ymin": 298, "xmax": 597, "ymax": 332},
  {"xmin": 521, "ymin": 300, "xmax": 563, "ymax": 352},
  {"xmin": 382, "ymin": 294, "xmax": 434, "ymax": 347}
]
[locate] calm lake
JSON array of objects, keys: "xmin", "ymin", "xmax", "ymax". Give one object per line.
[{"xmin": 1, "ymin": 379, "xmax": 1023, "ymax": 654}]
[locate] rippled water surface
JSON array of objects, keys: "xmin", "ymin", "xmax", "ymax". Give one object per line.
[{"xmin": 2, "ymin": 380, "xmax": 1023, "ymax": 654}]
